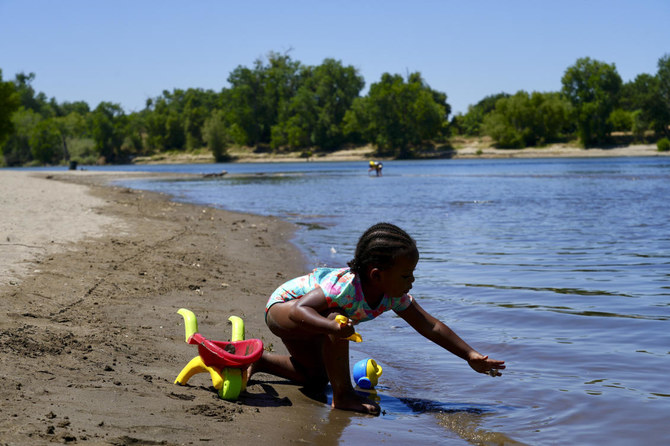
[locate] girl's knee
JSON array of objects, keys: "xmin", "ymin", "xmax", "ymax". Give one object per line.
[
  {"xmin": 304, "ymin": 370, "xmax": 329, "ymax": 390},
  {"xmin": 290, "ymin": 357, "xmax": 328, "ymax": 387}
]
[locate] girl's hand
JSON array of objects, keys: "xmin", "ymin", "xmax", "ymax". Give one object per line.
[
  {"xmin": 332, "ymin": 315, "xmax": 356, "ymax": 339},
  {"xmin": 467, "ymin": 352, "xmax": 506, "ymax": 377}
]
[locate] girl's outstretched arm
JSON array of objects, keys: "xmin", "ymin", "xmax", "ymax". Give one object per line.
[{"xmin": 398, "ymin": 300, "xmax": 505, "ymax": 376}]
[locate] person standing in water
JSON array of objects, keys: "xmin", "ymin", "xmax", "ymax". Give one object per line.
[{"xmin": 368, "ymin": 160, "xmax": 383, "ymax": 176}]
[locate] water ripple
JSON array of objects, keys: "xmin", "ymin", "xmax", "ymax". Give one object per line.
[
  {"xmin": 488, "ymin": 301, "xmax": 668, "ymax": 321},
  {"xmin": 463, "ymin": 282, "xmax": 634, "ymax": 298}
]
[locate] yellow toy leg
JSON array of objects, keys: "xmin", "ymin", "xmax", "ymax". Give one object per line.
[
  {"xmin": 177, "ymin": 308, "xmax": 199, "ymax": 341},
  {"xmin": 228, "ymin": 315, "xmax": 245, "ymax": 341},
  {"xmin": 174, "ymin": 355, "xmax": 224, "ymax": 390},
  {"xmin": 227, "ymin": 314, "xmax": 250, "ymax": 392},
  {"xmin": 219, "ymin": 368, "xmax": 242, "ymax": 401}
]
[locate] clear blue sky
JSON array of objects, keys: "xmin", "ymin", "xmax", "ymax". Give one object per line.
[{"xmin": 1, "ymin": 0, "xmax": 668, "ymax": 115}]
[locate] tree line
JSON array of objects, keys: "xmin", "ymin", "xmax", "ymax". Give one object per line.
[
  {"xmin": 1, "ymin": 52, "xmax": 669, "ymax": 167},
  {"xmin": 453, "ymin": 55, "xmax": 670, "ymax": 148},
  {"xmin": 0, "ymin": 53, "xmax": 449, "ymax": 166}
]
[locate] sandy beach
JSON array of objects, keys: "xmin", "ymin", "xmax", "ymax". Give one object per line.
[{"xmin": 0, "ymin": 171, "xmax": 348, "ymax": 445}]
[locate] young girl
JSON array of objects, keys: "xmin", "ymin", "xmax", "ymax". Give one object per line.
[{"xmin": 250, "ymin": 222, "xmax": 505, "ymax": 415}]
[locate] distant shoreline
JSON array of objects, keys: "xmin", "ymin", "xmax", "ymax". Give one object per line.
[
  {"xmin": 131, "ymin": 142, "xmax": 668, "ymax": 165},
  {"xmin": 450, "ymin": 142, "xmax": 667, "ymax": 160}
]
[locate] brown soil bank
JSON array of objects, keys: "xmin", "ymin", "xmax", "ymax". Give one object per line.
[
  {"xmin": 0, "ymin": 171, "xmax": 346, "ymax": 445},
  {"xmin": 130, "ymin": 142, "xmax": 668, "ymax": 165}
]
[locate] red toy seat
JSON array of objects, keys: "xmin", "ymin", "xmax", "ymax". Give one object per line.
[{"xmin": 187, "ymin": 332, "xmax": 263, "ymax": 368}]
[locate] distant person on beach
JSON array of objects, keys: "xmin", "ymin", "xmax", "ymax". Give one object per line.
[
  {"xmin": 368, "ymin": 160, "xmax": 383, "ymax": 176},
  {"xmin": 249, "ymin": 222, "xmax": 505, "ymax": 415}
]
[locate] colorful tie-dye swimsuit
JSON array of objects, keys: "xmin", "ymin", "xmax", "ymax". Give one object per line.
[{"xmin": 265, "ymin": 267, "xmax": 413, "ymax": 323}]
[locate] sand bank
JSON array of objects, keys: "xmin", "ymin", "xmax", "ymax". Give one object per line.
[
  {"xmin": 0, "ymin": 172, "xmax": 122, "ymax": 286},
  {"xmin": 451, "ymin": 142, "xmax": 667, "ymax": 159},
  {"xmin": 130, "ymin": 142, "xmax": 668, "ymax": 165},
  {"xmin": 0, "ymin": 171, "xmax": 350, "ymax": 444}
]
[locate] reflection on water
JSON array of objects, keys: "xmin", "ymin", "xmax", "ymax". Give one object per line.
[
  {"xmin": 316, "ymin": 388, "xmax": 522, "ymax": 446},
  {"xmin": 465, "ymin": 282, "xmax": 634, "ymax": 297},
  {"xmin": 397, "ymin": 397, "xmax": 490, "ymax": 415},
  {"xmin": 117, "ymin": 157, "xmax": 670, "ymax": 445},
  {"xmin": 437, "ymin": 411, "xmax": 528, "ymax": 446},
  {"xmin": 489, "ymin": 301, "xmax": 668, "ymax": 321}
]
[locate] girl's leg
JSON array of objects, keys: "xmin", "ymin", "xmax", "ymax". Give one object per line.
[
  {"xmin": 251, "ymin": 302, "xmax": 328, "ymax": 387},
  {"xmin": 252, "ymin": 337, "xmax": 328, "ymax": 388},
  {"xmin": 254, "ymin": 303, "xmax": 379, "ymax": 415},
  {"xmin": 321, "ymin": 322, "xmax": 380, "ymax": 415}
]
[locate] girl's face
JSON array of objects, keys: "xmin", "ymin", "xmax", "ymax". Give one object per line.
[{"xmin": 379, "ymin": 250, "xmax": 419, "ymax": 298}]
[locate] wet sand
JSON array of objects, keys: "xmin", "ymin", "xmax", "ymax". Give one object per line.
[{"xmin": 0, "ymin": 171, "xmax": 350, "ymax": 444}]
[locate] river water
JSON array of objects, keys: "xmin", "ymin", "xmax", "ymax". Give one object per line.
[{"xmin": 93, "ymin": 156, "xmax": 668, "ymax": 444}]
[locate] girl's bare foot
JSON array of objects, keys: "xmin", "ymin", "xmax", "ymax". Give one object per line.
[{"xmin": 332, "ymin": 391, "xmax": 380, "ymax": 415}]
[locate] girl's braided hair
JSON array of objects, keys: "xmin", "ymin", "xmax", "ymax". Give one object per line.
[{"xmin": 348, "ymin": 223, "xmax": 417, "ymax": 276}]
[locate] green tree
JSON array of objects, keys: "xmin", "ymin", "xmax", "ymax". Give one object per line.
[
  {"xmin": 2, "ymin": 108, "xmax": 41, "ymax": 166},
  {"xmin": 29, "ymin": 118, "xmax": 62, "ymax": 164},
  {"xmin": 344, "ymin": 72, "xmax": 449, "ymax": 158},
  {"xmin": 655, "ymin": 54, "xmax": 670, "ymax": 137},
  {"xmin": 203, "ymin": 110, "xmax": 230, "ymax": 162},
  {"xmin": 483, "ymin": 92, "xmax": 531, "ymax": 148},
  {"xmin": 271, "ymin": 87, "xmax": 317, "ymax": 149},
  {"xmin": 608, "ymin": 108, "xmax": 633, "ymax": 132},
  {"xmin": 561, "ymin": 57, "xmax": 622, "ymax": 146},
  {"xmin": 143, "ymin": 97, "xmax": 169, "ymax": 150},
  {"xmin": 12, "ymin": 72, "xmax": 55, "ymax": 116},
  {"xmin": 620, "ymin": 74, "xmax": 656, "ymax": 111},
  {"xmin": 89, "ymin": 102, "xmax": 126, "ymax": 163},
  {"xmin": 144, "ymin": 90, "xmax": 187, "ymax": 150},
  {"xmin": 2, "ymin": 72, "xmax": 89, "ymax": 166},
  {"xmin": 620, "ymin": 73, "xmax": 663, "ymax": 139},
  {"xmin": 451, "ymin": 93, "xmax": 509, "ymax": 136},
  {"xmin": 58, "ymin": 100, "xmax": 91, "ymax": 116},
  {"xmin": 0, "ymin": 69, "xmax": 20, "ymax": 150},
  {"xmin": 483, "ymin": 91, "xmax": 571, "ymax": 148},
  {"xmin": 141, "ymin": 88, "xmax": 218, "ymax": 152},
  {"xmin": 271, "ymin": 58, "xmax": 364, "ymax": 150},
  {"xmin": 164, "ymin": 111, "xmax": 185, "ymax": 150},
  {"xmin": 120, "ymin": 112, "xmax": 146, "ymax": 157},
  {"xmin": 50, "ymin": 108, "xmax": 94, "ymax": 163},
  {"xmin": 183, "ymin": 90, "xmax": 208, "ymax": 150},
  {"xmin": 308, "ymin": 59, "xmax": 365, "ymax": 148},
  {"xmin": 142, "ymin": 87, "xmax": 221, "ymax": 151},
  {"xmin": 226, "ymin": 52, "xmax": 303, "ymax": 146}
]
